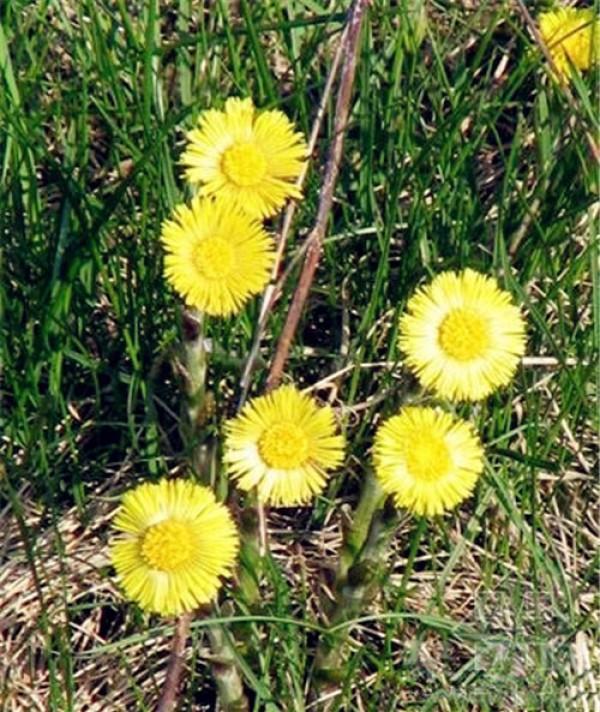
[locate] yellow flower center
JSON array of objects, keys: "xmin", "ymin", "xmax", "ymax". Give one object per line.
[
  {"xmin": 438, "ymin": 308, "xmax": 491, "ymax": 362},
  {"xmin": 194, "ymin": 237, "xmax": 234, "ymax": 279},
  {"xmin": 221, "ymin": 143, "xmax": 267, "ymax": 187},
  {"xmin": 258, "ymin": 422, "xmax": 309, "ymax": 469},
  {"xmin": 406, "ymin": 434, "xmax": 452, "ymax": 482},
  {"xmin": 141, "ymin": 519, "xmax": 195, "ymax": 572}
]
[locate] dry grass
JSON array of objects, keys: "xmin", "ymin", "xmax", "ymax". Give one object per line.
[{"xmin": 1, "ymin": 0, "xmax": 598, "ymax": 709}]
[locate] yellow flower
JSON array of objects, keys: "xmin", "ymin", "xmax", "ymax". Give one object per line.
[
  {"xmin": 223, "ymin": 385, "xmax": 345, "ymax": 506},
  {"xmin": 181, "ymin": 97, "xmax": 307, "ymax": 219},
  {"xmin": 373, "ymin": 407, "xmax": 484, "ymax": 517},
  {"xmin": 161, "ymin": 196, "xmax": 274, "ymax": 316},
  {"xmin": 399, "ymin": 269, "xmax": 526, "ymax": 401},
  {"xmin": 539, "ymin": 7, "xmax": 599, "ymax": 80},
  {"xmin": 110, "ymin": 479, "xmax": 239, "ymax": 616}
]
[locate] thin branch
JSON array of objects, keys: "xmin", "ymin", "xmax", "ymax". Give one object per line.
[
  {"xmin": 238, "ymin": 23, "xmax": 349, "ymax": 406},
  {"xmin": 265, "ymin": 0, "xmax": 370, "ymax": 392}
]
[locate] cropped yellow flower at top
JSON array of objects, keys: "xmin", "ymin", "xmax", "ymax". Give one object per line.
[
  {"xmin": 399, "ymin": 269, "xmax": 526, "ymax": 401},
  {"xmin": 161, "ymin": 196, "xmax": 275, "ymax": 317},
  {"xmin": 373, "ymin": 407, "xmax": 484, "ymax": 517},
  {"xmin": 539, "ymin": 7, "xmax": 599, "ymax": 80},
  {"xmin": 181, "ymin": 97, "xmax": 308, "ymax": 219},
  {"xmin": 223, "ymin": 385, "xmax": 345, "ymax": 506},
  {"xmin": 110, "ymin": 479, "xmax": 239, "ymax": 616}
]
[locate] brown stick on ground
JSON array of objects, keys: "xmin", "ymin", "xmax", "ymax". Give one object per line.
[
  {"xmin": 265, "ymin": 0, "xmax": 371, "ymax": 392},
  {"xmin": 156, "ymin": 612, "xmax": 192, "ymax": 712}
]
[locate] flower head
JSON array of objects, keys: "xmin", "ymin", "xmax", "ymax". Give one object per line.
[
  {"xmin": 373, "ymin": 407, "xmax": 484, "ymax": 517},
  {"xmin": 110, "ymin": 479, "xmax": 239, "ymax": 616},
  {"xmin": 399, "ymin": 269, "xmax": 526, "ymax": 401},
  {"xmin": 223, "ymin": 385, "xmax": 345, "ymax": 506},
  {"xmin": 539, "ymin": 8, "xmax": 599, "ymax": 81},
  {"xmin": 161, "ymin": 196, "xmax": 275, "ymax": 316},
  {"xmin": 181, "ymin": 97, "xmax": 307, "ymax": 219}
]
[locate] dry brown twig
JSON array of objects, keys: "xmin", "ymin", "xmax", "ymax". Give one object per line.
[
  {"xmin": 265, "ymin": 0, "xmax": 371, "ymax": 392},
  {"xmin": 238, "ymin": 22, "xmax": 349, "ymax": 405}
]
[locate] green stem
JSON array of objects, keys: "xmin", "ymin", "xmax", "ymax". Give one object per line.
[
  {"xmin": 206, "ymin": 604, "xmax": 249, "ymax": 712},
  {"xmin": 312, "ymin": 498, "xmax": 400, "ymax": 692},
  {"xmin": 182, "ymin": 308, "xmax": 206, "ymax": 418},
  {"xmin": 337, "ymin": 471, "xmax": 386, "ymax": 585},
  {"xmin": 180, "ymin": 308, "xmax": 212, "ymax": 483},
  {"xmin": 164, "ymin": 307, "xmax": 249, "ymax": 710},
  {"xmin": 236, "ymin": 496, "xmax": 262, "ymax": 604}
]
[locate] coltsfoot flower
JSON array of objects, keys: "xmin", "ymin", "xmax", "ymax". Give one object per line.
[
  {"xmin": 223, "ymin": 385, "xmax": 345, "ymax": 506},
  {"xmin": 373, "ymin": 406, "xmax": 484, "ymax": 517},
  {"xmin": 539, "ymin": 7, "xmax": 599, "ymax": 81},
  {"xmin": 161, "ymin": 196, "xmax": 275, "ymax": 316},
  {"xmin": 110, "ymin": 479, "xmax": 239, "ymax": 616},
  {"xmin": 181, "ymin": 97, "xmax": 307, "ymax": 219},
  {"xmin": 399, "ymin": 269, "xmax": 526, "ymax": 401}
]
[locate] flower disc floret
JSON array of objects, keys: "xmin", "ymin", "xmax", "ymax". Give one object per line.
[
  {"xmin": 399, "ymin": 269, "xmax": 526, "ymax": 401},
  {"xmin": 221, "ymin": 143, "xmax": 268, "ymax": 187},
  {"xmin": 181, "ymin": 97, "xmax": 308, "ymax": 219},
  {"xmin": 539, "ymin": 8, "xmax": 599, "ymax": 81},
  {"xmin": 223, "ymin": 385, "xmax": 345, "ymax": 506},
  {"xmin": 258, "ymin": 422, "xmax": 309, "ymax": 469},
  {"xmin": 161, "ymin": 196, "xmax": 275, "ymax": 317},
  {"xmin": 110, "ymin": 479, "xmax": 239, "ymax": 616},
  {"xmin": 141, "ymin": 520, "xmax": 195, "ymax": 572},
  {"xmin": 373, "ymin": 407, "xmax": 484, "ymax": 517}
]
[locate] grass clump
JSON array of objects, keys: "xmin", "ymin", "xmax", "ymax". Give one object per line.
[{"xmin": 0, "ymin": 1, "xmax": 597, "ymax": 710}]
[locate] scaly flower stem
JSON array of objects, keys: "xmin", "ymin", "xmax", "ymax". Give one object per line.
[
  {"xmin": 337, "ymin": 471, "xmax": 386, "ymax": 585},
  {"xmin": 156, "ymin": 309, "xmax": 208, "ymax": 710},
  {"xmin": 312, "ymin": 500, "xmax": 399, "ymax": 692},
  {"xmin": 159, "ymin": 308, "xmax": 247, "ymax": 710},
  {"xmin": 206, "ymin": 608, "xmax": 249, "ymax": 712},
  {"xmin": 182, "ymin": 309, "xmax": 206, "ymax": 408},
  {"xmin": 180, "ymin": 308, "xmax": 210, "ymax": 479},
  {"xmin": 237, "ymin": 497, "xmax": 262, "ymax": 604}
]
